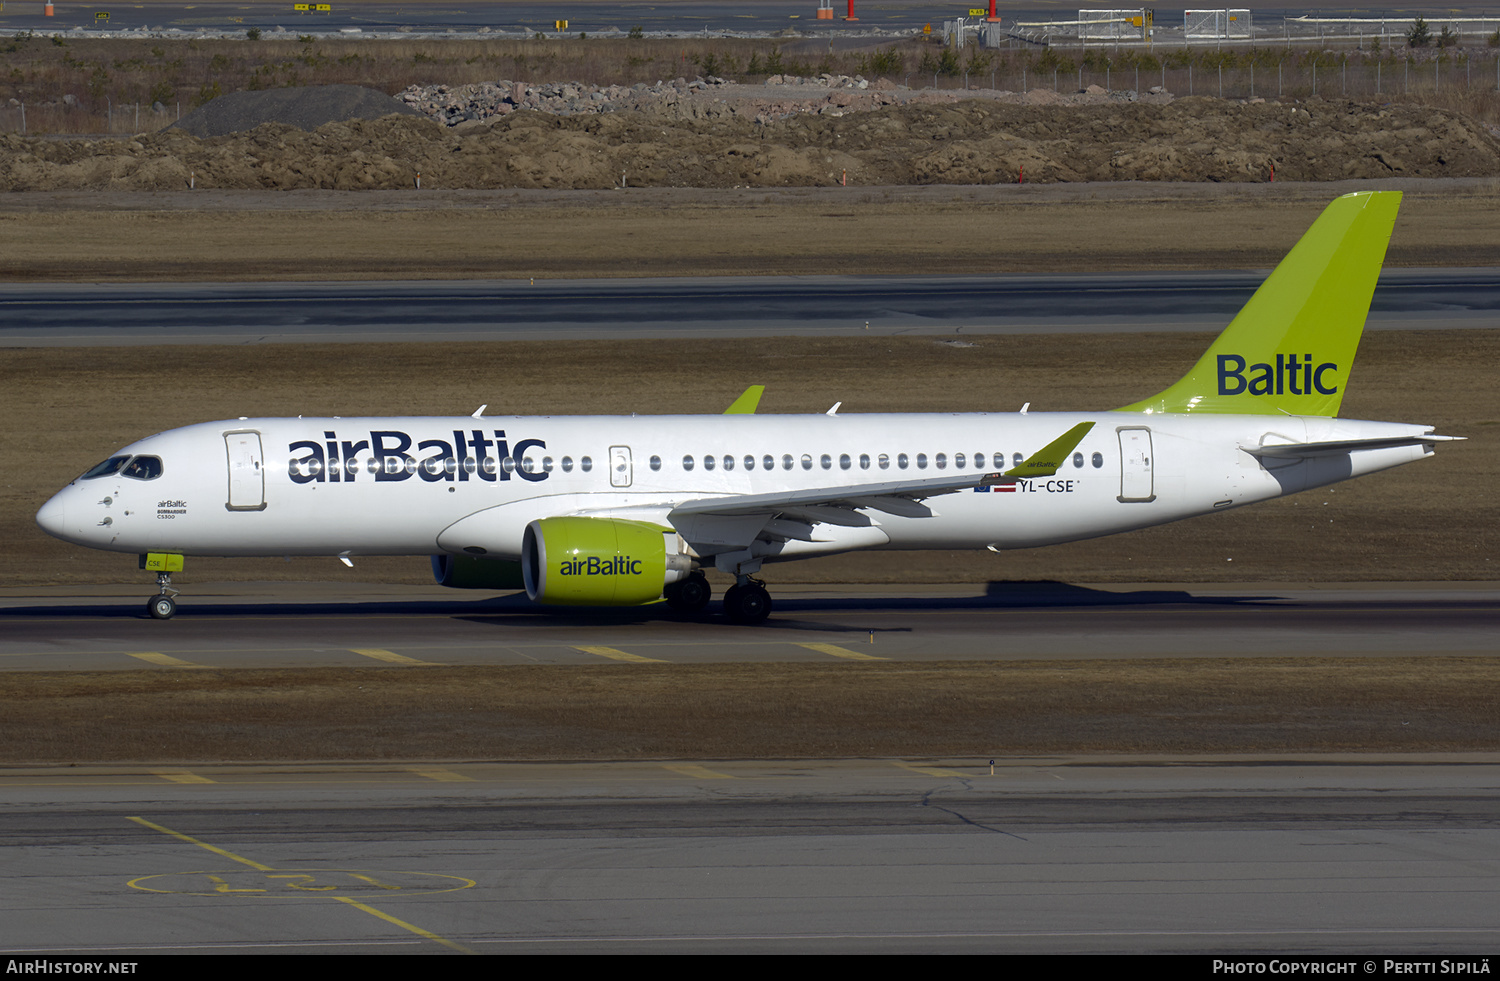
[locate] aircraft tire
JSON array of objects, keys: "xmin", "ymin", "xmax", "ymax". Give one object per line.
[
  {"xmin": 723, "ymin": 583, "xmax": 772, "ymax": 624},
  {"xmin": 147, "ymin": 594, "xmax": 177, "ymax": 620},
  {"xmin": 666, "ymin": 573, "xmax": 712, "ymax": 613}
]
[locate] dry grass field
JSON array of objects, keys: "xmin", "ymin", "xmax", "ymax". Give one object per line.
[
  {"xmin": 4, "ymin": 659, "xmax": 1498, "ymax": 763},
  {"xmin": 3, "ymin": 181, "xmax": 1499, "ymax": 281},
  {"xmin": 4, "ymin": 33, "xmax": 1499, "ymax": 136}
]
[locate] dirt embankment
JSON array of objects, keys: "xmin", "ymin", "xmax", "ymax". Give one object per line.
[{"xmin": 4, "ymin": 96, "xmax": 1498, "ymax": 190}]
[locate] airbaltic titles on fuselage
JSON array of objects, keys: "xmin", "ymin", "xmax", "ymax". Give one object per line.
[{"xmin": 288, "ymin": 429, "xmax": 550, "ymax": 484}]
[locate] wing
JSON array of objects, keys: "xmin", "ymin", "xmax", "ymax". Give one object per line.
[{"xmin": 661, "ymin": 422, "xmax": 1095, "ymax": 563}]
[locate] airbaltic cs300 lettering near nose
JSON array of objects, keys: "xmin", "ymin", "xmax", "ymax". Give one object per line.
[{"xmin": 36, "ymin": 192, "xmax": 1460, "ymax": 622}]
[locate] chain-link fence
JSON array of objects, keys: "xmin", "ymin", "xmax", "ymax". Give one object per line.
[
  {"xmin": 831, "ymin": 51, "xmax": 1500, "ymax": 103},
  {"xmin": 0, "ymin": 100, "xmax": 182, "ymax": 135},
  {"xmin": 1184, "ymin": 9, "xmax": 1253, "ymax": 40},
  {"xmin": 1080, "ymin": 10, "xmax": 1147, "ymax": 41}
]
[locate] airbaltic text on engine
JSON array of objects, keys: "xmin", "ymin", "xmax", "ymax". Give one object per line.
[
  {"xmin": 287, "ymin": 430, "xmax": 548, "ymax": 483},
  {"xmin": 560, "ymin": 556, "xmax": 643, "ymax": 576}
]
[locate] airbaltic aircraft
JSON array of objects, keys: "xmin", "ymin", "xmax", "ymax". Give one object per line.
[{"xmin": 37, "ymin": 191, "xmax": 1458, "ymax": 622}]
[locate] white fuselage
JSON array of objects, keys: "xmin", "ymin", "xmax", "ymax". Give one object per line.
[{"xmin": 37, "ymin": 412, "xmax": 1436, "ymax": 563}]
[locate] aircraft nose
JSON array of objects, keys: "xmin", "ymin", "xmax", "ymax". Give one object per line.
[{"xmin": 36, "ymin": 491, "xmax": 74, "ymax": 541}]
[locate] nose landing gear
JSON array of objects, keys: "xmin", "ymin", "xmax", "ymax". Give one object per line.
[
  {"xmin": 147, "ymin": 571, "xmax": 179, "ymax": 619},
  {"xmin": 139, "ymin": 553, "xmax": 184, "ymax": 619}
]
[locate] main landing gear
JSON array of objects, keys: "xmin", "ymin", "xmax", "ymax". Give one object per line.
[
  {"xmin": 722, "ymin": 577, "xmax": 772, "ymax": 625},
  {"xmin": 663, "ymin": 571, "xmax": 773, "ymax": 624},
  {"xmin": 147, "ymin": 571, "xmax": 178, "ymax": 620},
  {"xmin": 664, "ymin": 570, "xmax": 712, "ymax": 613}
]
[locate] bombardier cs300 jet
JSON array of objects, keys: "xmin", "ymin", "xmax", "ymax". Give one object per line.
[{"xmin": 37, "ymin": 191, "xmax": 1459, "ymax": 622}]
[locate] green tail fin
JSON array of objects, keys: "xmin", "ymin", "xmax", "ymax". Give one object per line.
[{"xmin": 1120, "ymin": 191, "xmax": 1401, "ymax": 417}]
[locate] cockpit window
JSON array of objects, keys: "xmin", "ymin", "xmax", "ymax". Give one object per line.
[
  {"xmin": 80, "ymin": 456, "xmax": 131, "ymax": 480},
  {"xmin": 121, "ymin": 456, "xmax": 163, "ymax": 480}
]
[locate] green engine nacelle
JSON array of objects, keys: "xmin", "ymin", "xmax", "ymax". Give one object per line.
[
  {"xmin": 522, "ymin": 516, "xmax": 692, "ymax": 606},
  {"xmin": 431, "ymin": 553, "xmax": 526, "ymax": 590}
]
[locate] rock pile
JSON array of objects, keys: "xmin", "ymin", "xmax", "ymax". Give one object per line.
[
  {"xmin": 398, "ymin": 76, "xmax": 735, "ymax": 126},
  {"xmin": 764, "ymin": 73, "xmax": 871, "ymax": 89},
  {"xmin": 397, "ymin": 73, "xmax": 1169, "ymax": 129}
]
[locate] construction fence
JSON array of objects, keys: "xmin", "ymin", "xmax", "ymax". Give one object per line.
[
  {"xmin": 809, "ymin": 51, "xmax": 1500, "ymax": 101},
  {"xmin": 989, "ymin": 8, "xmax": 1500, "ymax": 47}
]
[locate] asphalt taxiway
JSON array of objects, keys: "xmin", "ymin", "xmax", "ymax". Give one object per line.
[
  {"xmin": 2, "ymin": 270, "xmax": 1497, "ymax": 346},
  {"xmin": 3, "ymin": 757, "xmax": 1498, "ymax": 954},
  {"xmin": 5, "ymin": 587, "xmax": 1497, "ymax": 954},
  {"xmin": 1, "ymin": 581, "xmax": 1495, "ymax": 670}
]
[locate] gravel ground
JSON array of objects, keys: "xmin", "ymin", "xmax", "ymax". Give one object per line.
[{"xmin": 4, "ymin": 82, "xmax": 1498, "ymax": 190}]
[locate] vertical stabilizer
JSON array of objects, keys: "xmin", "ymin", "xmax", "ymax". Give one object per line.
[{"xmin": 1121, "ymin": 191, "xmax": 1401, "ymax": 417}]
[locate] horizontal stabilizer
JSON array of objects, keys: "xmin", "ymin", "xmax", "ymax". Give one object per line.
[{"xmin": 1245, "ymin": 433, "xmax": 1463, "ymax": 459}]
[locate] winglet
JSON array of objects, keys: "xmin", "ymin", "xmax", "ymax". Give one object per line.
[
  {"xmin": 1000, "ymin": 422, "xmax": 1095, "ymax": 479},
  {"xmin": 723, "ymin": 386, "xmax": 765, "ymax": 415}
]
